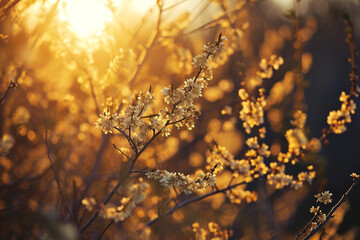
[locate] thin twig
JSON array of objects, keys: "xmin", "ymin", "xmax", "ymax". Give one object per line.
[
  {"xmin": 320, "ymin": 12, "xmax": 358, "ymax": 142},
  {"xmin": 45, "ymin": 122, "xmax": 74, "ymax": 222},
  {"xmin": 301, "ymin": 177, "xmax": 359, "ymax": 240},
  {"xmin": 131, "ymin": 167, "xmax": 148, "ymax": 174},
  {"xmin": 292, "ymin": 0, "xmax": 307, "ymax": 112},
  {"xmin": 0, "ymin": 81, "xmax": 17, "ymax": 105},
  {"xmin": 79, "ymin": 2, "xmax": 165, "ymax": 230},
  {"xmin": 113, "ymin": 143, "xmax": 131, "ymax": 160},
  {"xmin": 80, "ymin": 134, "xmax": 111, "ymax": 199},
  {"xmin": 144, "ymin": 181, "xmax": 246, "ymax": 227},
  {"xmin": 129, "ymin": 5, "xmax": 154, "ymax": 49},
  {"xmin": 117, "ymin": 0, "xmax": 163, "ymax": 101},
  {"xmin": 60, "ymin": 42, "xmax": 101, "ymax": 116},
  {"xmin": 294, "ymin": 211, "xmax": 320, "ymax": 240},
  {"xmin": 0, "ymin": 164, "xmax": 52, "ymax": 190},
  {"xmin": 114, "ymin": 126, "xmax": 138, "ymax": 154},
  {"xmin": 162, "ymin": 0, "xmax": 189, "ymax": 11},
  {"xmin": 0, "ymin": 0, "xmax": 21, "ymax": 19},
  {"xmin": 79, "ymin": 130, "xmax": 163, "ymax": 234},
  {"xmin": 97, "ymin": 220, "xmax": 114, "ymax": 240},
  {"xmin": 79, "ymin": 26, "xmax": 224, "ymax": 236},
  {"xmin": 161, "ymin": 1, "xmax": 252, "ymax": 39},
  {"xmin": 343, "ymin": 12, "xmax": 358, "ymax": 98}
]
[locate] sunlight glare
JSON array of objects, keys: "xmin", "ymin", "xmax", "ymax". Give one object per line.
[
  {"xmin": 61, "ymin": 0, "xmax": 112, "ymax": 37},
  {"xmin": 128, "ymin": 0, "xmax": 155, "ymax": 15},
  {"xmin": 272, "ymin": 0, "xmax": 293, "ymax": 10}
]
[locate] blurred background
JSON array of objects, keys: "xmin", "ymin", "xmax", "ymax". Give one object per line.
[{"xmin": 0, "ymin": 0, "xmax": 360, "ymax": 239}]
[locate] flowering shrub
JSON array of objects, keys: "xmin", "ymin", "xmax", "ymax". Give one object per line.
[{"xmin": 0, "ymin": 0, "xmax": 359, "ymax": 239}]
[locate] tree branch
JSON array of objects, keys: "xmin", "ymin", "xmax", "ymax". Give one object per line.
[{"xmin": 45, "ymin": 122, "xmax": 74, "ymax": 222}]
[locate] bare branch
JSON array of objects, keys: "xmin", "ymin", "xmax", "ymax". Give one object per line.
[
  {"xmin": 300, "ymin": 177, "xmax": 359, "ymax": 240},
  {"xmin": 144, "ymin": 181, "xmax": 246, "ymax": 228},
  {"xmin": 45, "ymin": 122, "xmax": 74, "ymax": 222},
  {"xmin": 0, "ymin": 81, "xmax": 17, "ymax": 105},
  {"xmin": 113, "ymin": 143, "xmax": 131, "ymax": 160}
]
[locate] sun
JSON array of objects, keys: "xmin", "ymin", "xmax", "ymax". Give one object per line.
[{"xmin": 60, "ymin": 0, "xmax": 112, "ymax": 37}]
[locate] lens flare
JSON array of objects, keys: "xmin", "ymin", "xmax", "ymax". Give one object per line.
[{"xmin": 60, "ymin": 0, "xmax": 112, "ymax": 37}]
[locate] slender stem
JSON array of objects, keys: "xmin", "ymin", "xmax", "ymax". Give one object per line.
[
  {"xmin": 302, "ymin": 178, "xmax": 359, "ymax": 240},
  {"xmin": 79, "ymin": 130, "xmax": 162, "ymax": 234},
  {"xmin": 97, "ymin": 220, "xmax": 114, "ymax": 240},
  {"xmin": 0, "ymin": 164, "xmax": 52, "ymax": 190},
  {"xmin": 294, "ymin": 211, "xmax": 319, "ymax": 240},
  {"xmin": 162, "ymin": 0, "xmax": 188, "ymax": 11},
  {"xmin": 113, "ymin": 144, "xmax": 131, "ymax": 160},
  {"xmin": 343, "ymin": 14, "xmax": 358, "ymax": 98},
  {"xmin": 45, "ymin": 123, "xmax": 74, "ymax": 222},
  {"xmin": 161, "ymin": 1, "xmax": 252, "ymax": 39},
  {"xmin": 79, "ymin": 3, "xmax": 165, "ymax": 233},
  {"xmin": 145, "ymin": 181, "xmax": 245, "ymax": 227},
  {"xmin": 79, "ymin": 24, "xmax": 224, "ymax": 236},
  {"xmin": 114, "ymin": 126, "xmax": 138, "ymax": 154},
  {"xmin": 80, "ymin": 135, "xmax": 111, "ymax": 199},
  {"xmin": 0, "ymin": 81, "xmax": 17, "ymax": 105},
  {"xmin": 320, "ymin": 13, "xmax": 358, "ymax": 141}
]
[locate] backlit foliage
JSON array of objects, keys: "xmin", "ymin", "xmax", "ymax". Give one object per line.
[{"xmin": 1, "ymin": 0, "xmax": 360, "ymax": 239}]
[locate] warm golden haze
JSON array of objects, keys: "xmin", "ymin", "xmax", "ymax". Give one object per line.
[
  {"xmin": 59, "ymin": 0, "xmax": 112, "ymax": 37},
  {"xmin": 1, "ymin": 0, "xmax": 360, "ymax": 239}
]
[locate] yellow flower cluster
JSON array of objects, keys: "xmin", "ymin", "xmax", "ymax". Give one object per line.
[
  {"xmin": 315, "ymin": 190, "xmax": 333, "ymax": 204},
  {"xmin": 226, "ymin": 186, "xmax": 258, "ymax": 205},
  {"xmin": 205, "ymin": 144, "xmax": 259, "ymax": 204},
  {"xmin": 286, "ymin": 110, "xmax": 308, "ymax": 156},
  {"xmin": 308, "ymin": 190, "xmax": 333, "ymax": 232},
  {"xmin": 267, "ymin": 111, "xmax": 316, "ymax": 190},
  {"xmin": 350, "ymin": 172, "xmax": 360, "ymax": 179},
  {"xmin": 96, "ymin": 35, "xmax": 227, "ymax": 151},
  {"xmin": 81, "ymin": 197, "xmax": 96, "ymax": 211},
  {"xmin": 327, "ymin": 91, "xmax": 356, "ymax": 134},
  {"xmin": 95, "ymin": 112, "xmax": 120, "ymax": 134},
  {"xmin": 267, "ymin": 167, "xmax": 293, "ymax": 189},
  {"xmin": 82, "ymin": 179, "xmax": 149, "ymax": 223},
  {"xmin": 192, "ymin": 222, "xmax": 233, "ymax": 240},
  {"xmin": 99, "ymin": 178, "xmax": 149, "ymax": 222},
  {"xmin": 248, "ymin": 55, "xmax": 284, "ymax": 89},
  {"xmin": 238, "ymin": 88, "xmax": 266, "ymax": 134},
  {"xmin": 0, "ymin": 134, "xmax": 15, "ymax": 156},
  {"xmin": 146, "ymin": 169, "xmax": 216, "ymax": 195},
  {"xmin": 101, "ymin": 48, "xmax": 137, "ymax": 90}
]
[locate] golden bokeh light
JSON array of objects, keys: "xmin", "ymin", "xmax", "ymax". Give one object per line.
[
  {"xmin": 1, "ymin": 0, "xmax": 359, "ymax": 239},
  {"xmin": 60, "ymin": 0, "xmax": 112, "ymax": 37}
]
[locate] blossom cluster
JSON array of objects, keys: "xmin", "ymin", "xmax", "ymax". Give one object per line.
[
  {"xmin": 238, "ymin": 88, "xmax": 266, "ymax": 134},
  {"xmin": 237, "ymin": 61, "xmax": 319, "ymax": 192},
  {"xmin": 315, "ymin": 190, "xmax": 333, "ymax": 204},
  {"xmin": 95, "ymin": 111, "xmax": 121, "ymax": 134},
  {"xmin": 192, "ymin": 222, "xmax": 233, "ymax": 240},
  {"xmin": 327, "ymin": 91, "xmax": 356, "ymax": 134},
  {"xmin": 146, "ymin": 168, "xmax": 216, "ymax": 195},
  {"xmin": 81, "ymin": 197, "xmax": 96, "ymax": 211},
  {"xmin": 286, "ymin": 110, "xmax": 309, "ymax": 156},
  {"xmin": 205, "ymin": 143, "xmax": 260, "ymax": 204},
  {"xmin": 238, "ymin": 88, "xmax": 272, "ymax": 179},
  {"xmin": 308, "ymin": 190, "xmax": 333, "ymax": 231},
  {"xmin": 0, "ymin": 134, "xmax": 15, "ymax": 156},
  {"xmin": 267, "ymin": 111, "xmax": 316, "ymax": 190},
  {"xmin": 82, "ymin": 178, "xmax": 149, "ymax": 223},
  {"xmin": 159, "ymin": 35, "xmax": 227, "ymax": 132},
  {"xmin": 101, "ymin": 48, "xmax": 137, "ymax": 95},
  {"xmin": 248, "ymin": 55, "xmax": 284, "ymax": 89},
  {"xmin": 226, "ymin": 186, "xmax": 258, "ymax": 205},
  {"xmin": 96, "ymin": 35, "xmax": 227, "ymax": 151},
  {"xmin": 350, "ymin": 172, "xmax": 360, "ymax": 179},
  {"xmin": 206, "ymin": 144, "xmax": 253, "ymax": 179}
]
